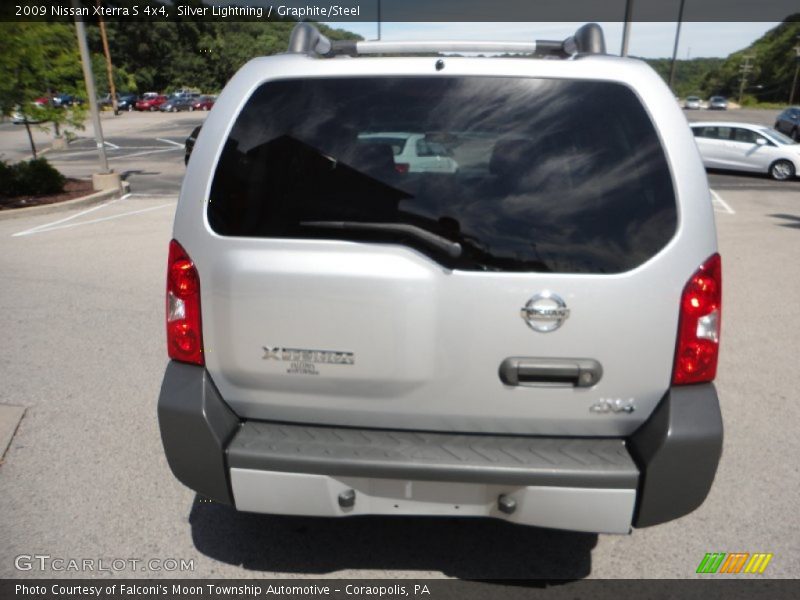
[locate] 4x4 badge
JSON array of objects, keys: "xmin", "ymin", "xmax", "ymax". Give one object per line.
[{"xmin": 521, "ymin": 292, "xmax": 570, "ymax": 332}]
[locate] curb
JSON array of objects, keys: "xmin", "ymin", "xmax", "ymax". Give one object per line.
[{"xmin": 0, "ymin": 181, "xmax": 130, "ymax": 221}]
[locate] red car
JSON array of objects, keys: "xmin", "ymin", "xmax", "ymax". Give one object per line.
[
  {"xmin": 191, "ymin": 95, "xmax": 215, "ymax": 111},
  {"xmin": 135, "ymin": 94, "xmax": 167, "ymax": 111}
]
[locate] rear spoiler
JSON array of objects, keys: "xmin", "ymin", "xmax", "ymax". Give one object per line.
[{"xmin": 287, "ymin": 22, "xmax": 606, "ymax": 59}]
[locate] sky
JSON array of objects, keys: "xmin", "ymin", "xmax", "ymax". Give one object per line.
[{"xmin": 323, "ymin": 22, "xmax": 781, "ymax": 59}]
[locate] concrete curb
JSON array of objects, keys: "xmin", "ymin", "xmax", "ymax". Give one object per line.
[{"xmin": 0, "ymin": 180, "xmax": 130, "ymax": 221}]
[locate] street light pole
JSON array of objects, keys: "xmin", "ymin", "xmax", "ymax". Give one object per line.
[
  {"xmin": 668, "ymin": 0, "xmax": 686, "ymax": 92},
  {"xmin": 376, "ymin": 0, "xmax": 381, "ymax": 41},
  {"xmin": 72, "ymin": 0, "xmax": 121, "ymax": 191},
  {"xmin": 620, "ymin": 0, "xmax": 634, "ymax": 57},
  {"xmin": 790, "ymin": 40, "xmax": 800, "ymax": 105}
]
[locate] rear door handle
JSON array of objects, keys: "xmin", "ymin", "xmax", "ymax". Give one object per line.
[{"xmin": 499, "ymin": 357, "xmax": 603, "ymax": 388}]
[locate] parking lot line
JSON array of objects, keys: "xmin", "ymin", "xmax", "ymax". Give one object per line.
[
  {"xmin": 12, "ymin": 203, "xmax": 173, "ymax": 236},
  {"xmin": 104, "ymin": 141, "xmax": 120, "ymax": 150},
  {"xmin": 156, "ymin": 137, "xmax": 184, "ymax": 148},
  {"xmin": 11, "ymin": 199, "xmax": 119, "ymax": 237},
  {"xmin": 710, "ymin": 189, "xmax": 735, "ymax": 215},
  {"xmin": 110, "ymin": 147, "xmax": 180, "ymax": 160}
]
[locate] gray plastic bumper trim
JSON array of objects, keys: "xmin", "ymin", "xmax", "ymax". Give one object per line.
[
  {"xmin": 156, "ymin": 362, "xmax": 721, "ymax": 529},
  {"xmin": 227, "ymin": 421, "xmax": 639, "ymax": 489},
  {"xmin": 629, "ymin": 383, "xmax": 723, "ymax": 527},
  {"xmin": 157, "ymin": 361, "xmax": 240, "ymax": 505}
]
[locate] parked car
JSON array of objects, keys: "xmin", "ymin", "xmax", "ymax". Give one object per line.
[
  {"xmin": 159, "ymin": 22, "xmax": 723, "ymax": 536},
  {"xmin": 774, "ymin": 106, "xmax": 800, "ymax": 141},
  {"xmin": 99, "ymin": 92, "xmax": 138, "ymax": 111},
  {"xmin": 707, "ymin": 96, "xmax": 728, "ymax": 110},
  {"xmin": 684, "ymin": 96, "xmax": 702, "ymax": 110},
  {"xmin": 117, "ymin": 93, "xmax": 139, "ymax": 112},
  {"xmin": 358, "ymin": 132, "xmax": 459, "ymax": 173},
  {"xmin": 135, "ymin": 94, "xmax": 167, "ymax": 111},
  {"xmin": 691, "ymin": 121, "xmax": 799, "ymax": 180},
  {"xmin": 11, "ymin": 98, "xmax": 48, "ymax": 124},
  {"xmin": 191, "ymin": 95, "xmax": 216, "ymax": 111},
  {"xmin": 52, "ymin": 93, "xmax": 80, "ymax": 107},
  {"xmin": 160, "ymin": 96, "xmax": 196, "ymax": 112}
]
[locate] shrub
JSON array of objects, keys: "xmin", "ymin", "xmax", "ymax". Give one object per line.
[
  {"xmin": 0, "ymin": 158, "xmax": 65, "ymax": 197},
  {"xmin": 0, "ymin": 161, "xmax": 14, "ymax": 195}
]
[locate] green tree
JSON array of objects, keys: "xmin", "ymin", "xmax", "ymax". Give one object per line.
[
  {"xmin": 94, "ymin": 1, "xmax": 361, "ymax": 93},
  {"xmin": 0, "ymin": 22, "xmax": 87, "ymax": 157}
]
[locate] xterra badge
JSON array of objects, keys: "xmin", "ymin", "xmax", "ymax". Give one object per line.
[
  {"xmin": 590, "ymin": 398, "xmax": 635, "ymax": 414},
  {"xmin": 262, "ymin": 347, "xmax": 355, "ymax": 366}
]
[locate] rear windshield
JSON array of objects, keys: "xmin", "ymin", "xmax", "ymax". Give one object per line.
[{"xmin": 208, "ymin": 76, "xmax": 676, "ymax": 273}]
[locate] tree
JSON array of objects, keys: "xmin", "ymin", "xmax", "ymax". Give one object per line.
[{"xmin": 0, "ymin": 23, "xmax": 87, "ymax": 157}]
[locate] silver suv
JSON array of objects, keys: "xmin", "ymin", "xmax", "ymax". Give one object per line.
[{"xmin": 159, "ymin": 23, "xmax": 723, "ymax": 534}]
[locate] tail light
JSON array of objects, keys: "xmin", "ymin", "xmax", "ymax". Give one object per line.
[
  {"xmin": 672, "ymin": 254, "xmax": 721, "ymax": 385},
  {"xmin": 166, "ymin": 240, "xmax": 204, "ymax": 365},
  {"xmin": 394, "ymin": 162, "xmax": 410, "ymax": 174}
]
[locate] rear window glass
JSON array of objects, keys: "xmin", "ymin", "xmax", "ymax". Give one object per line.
[{"xmin": 208, "ymin": 76, "xmax": 677, "ymax": 273}]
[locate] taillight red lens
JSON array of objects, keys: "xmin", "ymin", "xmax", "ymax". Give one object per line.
[
  {"xmin": 166, "ymin": 240, "xmax": 203, "ymax": 365},
  {"xmin": 394, "ymin": 162, "xmax": 410, "ymax": 174},
  {"xmin": 672, "ymin": 254, "xmax": 721, "ymax": 385}
]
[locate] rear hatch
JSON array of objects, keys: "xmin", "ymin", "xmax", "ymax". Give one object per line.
[{"xmin": 197, "ymin": 74, "xmax": 684, "ymax": 436}]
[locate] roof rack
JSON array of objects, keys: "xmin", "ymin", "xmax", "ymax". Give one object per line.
[{"xmin": 287, "ymin": 23, "xmax": 606, "ymax": 59}]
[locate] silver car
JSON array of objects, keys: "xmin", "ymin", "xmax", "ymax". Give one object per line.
[
  {"xmin": 691, "ymin": 121, "xmax": 800, "ymax": 180},
  {"xmin": 707, "ymin": 96, "xmax": 729, "ymax": 110},
  {"xmin": 158, "ymin": 23, "xmax": 723, "ymax": 535},
  {"xmin": 684, "ymin": 96, "xmax": 702, "ymax": 110}
]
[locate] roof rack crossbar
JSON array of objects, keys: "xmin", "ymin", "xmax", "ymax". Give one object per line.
[{"xmin": 287, "ymin": 23, "xmax": 605, "ymax": 59}]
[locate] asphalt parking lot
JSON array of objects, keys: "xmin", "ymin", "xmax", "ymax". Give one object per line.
[
  {"xmin": 0, "ymin": 111, "xmax": 205, "ymax": 195},
  {"xmin": 0, "ymin": 109, "xmax": 799, "ymax": 581}
]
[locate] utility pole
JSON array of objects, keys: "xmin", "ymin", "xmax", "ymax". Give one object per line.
[
  {"xmin": 97, "ymin": 1, "xmax": 118, "ymax": 115},
  {"xmin": 376, "ymin": 0, "xmax": 381, "ymax": 41},
  {"xmin": 620, "ymin": 0, "xmax": 634, "ymax": 57},
  {"xmin": 737, "ymin": 54, "xmax": 755, "ymax": 105},
  {"xmin": 72, "ymin": 0, "xmax": 121, "ymax": 192},
  {"xmin": 790, "ymin": 38, "xmax": 800, "ymax": 105},
  {"xmin": 668, "ymin": 0, "xmax": 686, "ymax": 92}
]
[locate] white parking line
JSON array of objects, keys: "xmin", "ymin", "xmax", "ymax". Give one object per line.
[
  {"xmin": 12, "ymin": 200, "xmax": 119, "ymax": 237},
  {"xmin": 710, "ymin": 189, "xmax": 735, "ymax": 215},
  {"xmin": 127, "ymin": 193, "xmax": 179, "ymax": 200},
  {"xmin": 13, "ymin": 203, "xmax": 173, "ymax": 237},
  {"xmin": 109, "ymin": 147, "xmax": 180, "ymax": 160},
  {"xmin": 49, "ymin": 145, "xmax": 171, "ymax": 158},
  {"xmin": 156, "ymin": 137, "xmax": 184, "ymax": 148},
  {"xmin": 104, "ymin": 141, "xmax": 120, "ymax": 150}
]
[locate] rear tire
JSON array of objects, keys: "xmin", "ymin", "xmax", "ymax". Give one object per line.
[{"xmin": 769, "ymin": 159, "xmax": 796, "ymax": 181}]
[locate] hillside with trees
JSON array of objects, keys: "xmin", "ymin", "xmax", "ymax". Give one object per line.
[
  {"xmin": 644, "ymin": 57, "xmax": 725, "ymax": 98},
  {"xmin": 645, "ymin": 15, "xmax": 800, "ymax": 103}
]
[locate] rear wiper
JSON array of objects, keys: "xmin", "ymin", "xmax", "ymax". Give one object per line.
[{"xmin": 300, "ymin": 221, "xmax": 462, "ymax": 258}]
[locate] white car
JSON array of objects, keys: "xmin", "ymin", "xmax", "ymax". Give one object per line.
[
  {"xmin": 691, "ymin": 122, "xmax": 800, "ymax": 180},
  {"xmin": 684, "ymin": 96, "xmax": 702, "ymax": 110},
  {"xmin": 358, "ymin": 132, "xmax": 459, "ymax": 173}
]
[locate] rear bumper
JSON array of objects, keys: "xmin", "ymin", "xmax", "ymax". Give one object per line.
[{"xmin": 157, "ymin": 362, "xmax": 722, "ymax": 533}]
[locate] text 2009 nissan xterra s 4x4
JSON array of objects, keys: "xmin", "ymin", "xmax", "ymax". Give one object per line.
[{"xmin": 159, "ymin": 23, "xmax": 723, "ymax": 534}]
